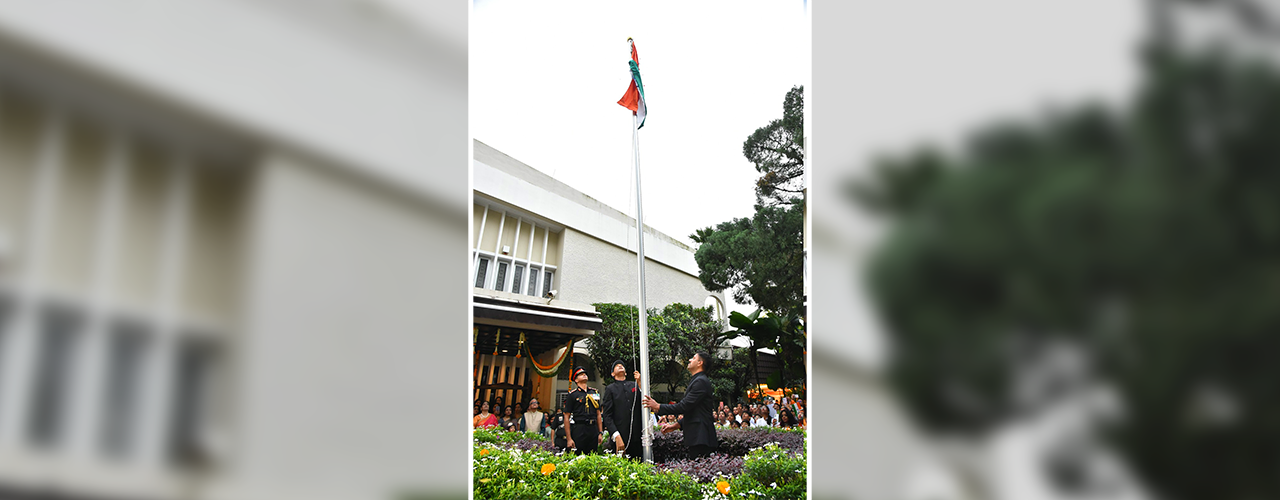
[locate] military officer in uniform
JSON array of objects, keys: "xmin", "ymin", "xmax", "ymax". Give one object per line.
[{"xmin": 563, "ymin": 366, "xmax": 603, "ymax": 455}]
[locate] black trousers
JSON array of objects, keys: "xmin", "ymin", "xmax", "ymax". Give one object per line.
[{"xmin": 570, "ymin": 423, "xmax": 598, "ymax": 455}]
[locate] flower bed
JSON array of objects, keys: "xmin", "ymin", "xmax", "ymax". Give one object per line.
[
  {"xmin": 473, "ymin": 428, "xmax": 807, "ymax": 500},
  {"xmin": 652, "ymin": 427, "xmax": 806, "ymax": 462},
  {"xmin": 654, "ymin": 453, "xmax": 745, "ymax": 483}
]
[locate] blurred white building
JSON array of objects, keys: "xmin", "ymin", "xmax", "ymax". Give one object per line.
[
  {"xmin": 0, "ymin": 1, "xmax": 468, "ymax": 499},
  {"xmin": 471, "ymin": 139, "xmax": 725, "ymax": 409}
]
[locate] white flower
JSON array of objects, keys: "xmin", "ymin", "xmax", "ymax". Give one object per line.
[
  {"xmin": 770, "ymin": 482, "xmax": 777, "ymax": 488},
  {"xmin": 601, "ymin": 475, "xmax": 607, "ymax": 480}
]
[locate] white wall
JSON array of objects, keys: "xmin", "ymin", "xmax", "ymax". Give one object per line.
[
  {"xmin": 474, "ymin": 140, "xmax": 723, "ymax": 315},
  {"xmin": 222, "ymin": 150, "xmax": 466, "ymax": 500},
  {"xmin": 810, "ymin": 348, "xmax": 964, "ymax": 500},
  {"xmin": 474, "ymin": 140, "xmax": 699, "ymax": 277},
  {"xmin": 559, "ymin": 228, "xmax": 720, "ymax": 312},
  {"xmin": 0, "ymin": 0, "xmax": 467, "ymax": 214}
]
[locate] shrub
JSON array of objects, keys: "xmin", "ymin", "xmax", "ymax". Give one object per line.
[
  {"xmin": 473, "ymin": 427, "xmax": 544, "ymax": 444},
  {"xmin": 511, "ymin": 437, "xmax": 559, "ymax": 454},
  {"xmin": 473, "ymin": 442, "xmax": 702, "ymax": 500},
  {"xmin": 715, "ymin": 428, "xmax": 806, "ymax": 457},
  {"xmin": 652, "ymin": 427, "xmax": 805, "ymax": 462},
  {"xmin": 654, "ymin": 453, "xmax": 744, "ymax": 483},
  {"xmin": 703, "ymin": 444, "xmax": 807, "ymax": 500},
  {"xmin": 473, "ymin": 426, "xmax": 807, "ymax": 498}
]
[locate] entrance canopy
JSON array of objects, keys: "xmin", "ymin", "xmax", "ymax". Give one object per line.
[
  {"xmin": 473, "ymin": 323, "xmax": 588, "ymax": 358},
  {"xmin": 473, "ymin": 295, "xmax": 603, "ymax": 332},
  {"xmin": 472, "ymin": 295, "xmax": 598, "ymax": 357}
]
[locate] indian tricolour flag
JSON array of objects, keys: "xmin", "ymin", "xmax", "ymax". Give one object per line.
[{"xmin": 616, "ymin": 38, "xmax": 646, "ymax": 129}]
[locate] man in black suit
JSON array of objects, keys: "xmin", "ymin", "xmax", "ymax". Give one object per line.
[
  {"xmin": 601, "ymin": 359, "xmax": 643, "ymax": 459},
  {"xmin": 643, "ymin": 351, "xmax": 718, "ymax": 458}
]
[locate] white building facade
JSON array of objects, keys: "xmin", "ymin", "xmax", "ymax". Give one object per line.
[
  {"xmin": 0, "ymin": 1, "xmax": 469, "ymax": 500},
  {"xmin": 472, "ymin": 140, "xmax": 725, "ymax": 409}
]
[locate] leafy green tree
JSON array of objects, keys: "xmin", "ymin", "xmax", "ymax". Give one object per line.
[
  {"xmin": 692, "ymin": 85, "xmax": 806, "ymax": 318},
  {"xmin": 744, "ymin": 85, "xmax": 805, "ymax": 207},
  {"xmin": 649, "ymin": 303, "xmax": 732, "ymax": 395},
  {"xmin": 709, "ymin": 347, "xmax": 754, "ymax": 405},
  {"xmin": 853, "ymin": 45, "xmax": 1280, "ymax": 500},
  {"xmin": 587, "ymin": 303, "xmax": 645, "ymax": 388},
  {"xmin": 691, "ymin": 203, "xmax": 804, "ymax": 318},
  {"xmin": 693, "ymin": 86, "xmax": 808, "ymax": 403},
  {"xmin": 587, "ymin": 303, "xmax": 729, "ymax": 397}
]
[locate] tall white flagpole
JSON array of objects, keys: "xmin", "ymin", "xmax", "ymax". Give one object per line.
[{"xmin": 631, "ymin": 56, "xmax": 655, "ymax": 463}]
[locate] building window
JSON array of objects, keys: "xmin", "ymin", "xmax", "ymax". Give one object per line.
[
  {"xmin": 527, "ymin": 267, "xmax": 540, "ymax": 296},
  {"xmin": 100, "ymin": 319, "xmax": 148, "ymax": 457},
  {"xmin": 495, "ymin": 262, "xmax": 509, "ymax": 292},
  {"xmin": 704, "ymin": 296, "xmax": 724, "ymax": 322},
  {"xmin": 168, "ymin": 336, "xmax": 219, "ymax": 466},
  {"xmin": 543, "ymin": 270, "xmax": 554, "ymax": 297},
  {"xmin": 0, "ymin": 99, "xmax": 236, "ymax": 469},
  {"xmin": 475, "ymin": 257, "xmax": 490, "ymax": 288},
  {"xmin": 27, "ymin": 304, "xmax": 83, "ymax": 448},
  {"xmin": 512, "ymin": 265, "xmax": 524, "ymax": 295}
]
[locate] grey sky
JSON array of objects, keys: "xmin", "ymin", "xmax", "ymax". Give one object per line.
[{"xmin": 469, "ymin": 0, "xmax": 809, "ymax": 315}]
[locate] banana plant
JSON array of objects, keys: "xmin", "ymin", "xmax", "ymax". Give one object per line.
[{"xmin": 728, "ymin": 309, "xmax": 804, "ymax": 402}]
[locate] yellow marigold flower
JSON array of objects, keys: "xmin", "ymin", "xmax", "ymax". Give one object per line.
[
  {"xmin": 479, "ymin": 448, "xmax": 490, "ymax": 456},
  {"xmin": 716, "ymin": 481, "xmax": 730, "ymax": 495},
  {"xmin": 541, "ymin": 463, "xmax": 556, "ymax": 475}
]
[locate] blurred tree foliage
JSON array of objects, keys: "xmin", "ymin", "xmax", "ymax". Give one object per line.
[{"xmin": 853, "ymin": 43, "xmax": 1280, "ymax": 500}]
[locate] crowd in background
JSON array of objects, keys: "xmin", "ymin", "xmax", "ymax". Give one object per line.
[
  {"xmin": 474, "ymin": 393, "xmax": 806, "ymax": 436},
  {"xmin": 472, "ymin": 395, "xmax": 554, "ymax": 437},
  {"xmin": 712, "ymin": 396, "xmax": 806, "ymax": 430}
]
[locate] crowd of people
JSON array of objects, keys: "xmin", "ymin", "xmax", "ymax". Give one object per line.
[
  {"xmin": 473, "ymin": 395, "xmax": 554, "ymax": 436},
  {"xmin": 475, "ymin": 397, "xmax": 807, "ymax": 432},
  {"xmin": 473, "ymin": 356, "xmax": 806, "ymax": 458},
  {"xmin": 474, "ymin": 394, "xmax": 807, "ymax": 435},
  {"xmin": 710, "ymin": 397, "xmax": 806, "ymax": 429}
]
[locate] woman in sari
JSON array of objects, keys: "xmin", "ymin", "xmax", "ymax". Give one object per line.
[{"xmin": 473, "ymin": 401, "xmax": 499, "ymax": 428}]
